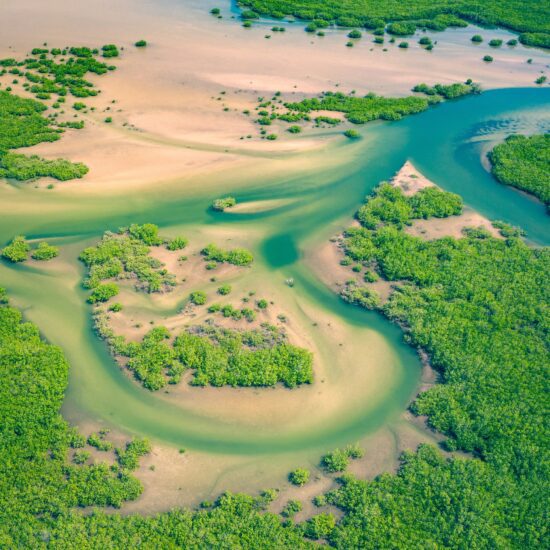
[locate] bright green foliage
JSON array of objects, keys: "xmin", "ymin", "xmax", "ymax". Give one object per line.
[
  {"xmin": 0, "ymin": 299, "xmax": 148, "ymax": 547},
  {"xmin": 0, "ymin": 90, "xmax": 60, "ymax": 151},
  {"xmin": 175, "ymin": 324, "xmax": 314, "ymax": 388},
  {"xmin": 48, "ymin": 492, "xmax": 312, "ymax": 547},
  {"xmin": 31, "ymin": 241, "xmax": 59, "ymax": 260},
  {"xmin": 0, "ymin": 90, "xmax": 89, "ymax": 182},
  {"xmin": 212, "ymin": 196, "xmax": 237, "ymax": 211},
  {"xmin": 72, "ymin": 450, "xmax": 91, "ymax": 464},
  {"xmin": 412, "ymin": 81, "xmax": 480, "ymax": 99},
  {"xmin": 0, "ymin": 152, "xmax": 88, "ymax": 181},
  {"xmin": 95, "ymin": 310, "xmax": 312, "ymax": 389},
  {"xmin": 471, "ymin": 34, "xmax": 483, "ymax": 42},
  {"xmin": 303, "ymin": 513, "xmax": 336, "ymax": 540},
  {"xmin": 116, "ymin": 438, "xmax": 152, "ymax": 471},
  {"xmin": 87, "ymin": 432, "xmax": 113, "ymax": 451},
  {"xmin": 201, "ymin": 243, "xmax": 254, "ymax": 266},
  {"xmin": 285, "ymin": 91, "xmax": 432, "ymax": 124},
  {"xmin": 355, "ymin": 182, "xmax": 462, "ymax": 229},
  {"xmin": 519, "ymin": 32, "xmax": 550, "ymax": 49},
  {"xmin": 101, "ymin": 44, "xmax": 119, "ymax": 58},
  {"xmin": 128, "ymin": 223, "xmax": 163, "ymax": 245},
  {"xmin": 321, "ymin": 446, "xmax": 363, "ymax": 473},
  {"xmin": 135, "ymin": 40, "xmax": 147, "ymax": 47},
  {"xmin": 0, "ymin": 45, "xmax": 115, "ymax": 101},
  {"xmin": 166, "ymin": 236, "xmax": 188, "ymax": 250},
  {"xmin": 1, "ymin": 235, "xmax": 30, "ymax": 262},
  {"xmin": 483, "ymin": 54, "xmax": 494, "ymax": 62},
  {"xmin": 289, "ymin": 468, "xmax": 310, "ymax": 486},
  {"xmin": 348, "ymin": 29, "xmax": 362, "ymax": 39},
  {"xmin": 237, "ymin": 0, "xmax": 550, "ymax": 36},
  {"xmin": 190, "ymin": 291, "xmax": 207, "ymax": 305},
  {"xmin": 327, "ymin": 444, "xmax": 537, "ymax": 548},
  {"xmin": 387, "ymin": 22, "xmax": 416, "ymax": 35},
  {"xmin": 80, "ymin": 225, "xmax": 175, "ymax": 294},
  {"xmin": 488, "ymin": 133, "xmax": 550, "ymax": 208},
  {"xmin": 344, "ymin": 129, "xmax": 360, "ymax": 139},
  {"xmin": 341, "ymin": 283, "xmax": 380, "ymax": 309},
  {"xmin": 87, "ymin": 282, "xmax": 119, "ymax": 304},
  {"xmin": 315, "ymin": 116, "xmax": 341, "ymax": 126},
  {"xmin": 217, "ymin": 284, "xmax": 232, "ymax": 295},
  {"xmin": 334, "ymin": 181, "xmax": 549, "ymax": 547},
  {"xmin": 121, "ymin": 326, "xmax": 184, "ymax": 390},
  {"xmin": 489, "ymin": 38, "xmax": 503, "ymax": 47},
  {"xmin": 282, "ymin": 499, "xmax": 303, "ymax": 517}
]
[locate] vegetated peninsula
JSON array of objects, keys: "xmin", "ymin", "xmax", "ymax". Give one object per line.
[
  {"xmin": 237, "ymin": 0, "xmax": 550, "ymax": 48},
  {"xmin": 328, "ymin": 168, "xmax": 548, "ymax": 546},
  {"xmin": 488, "ymin": 133, "xmax": 550, "ymax": 210},
  {"xmin": 246, "ymin": 81, "xmax": 480, "ymax": 140}
]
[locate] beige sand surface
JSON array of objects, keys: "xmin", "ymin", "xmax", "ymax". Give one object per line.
[{"xmin": 1, "ymin": 0, "xmax": 547, "ymax": 196}]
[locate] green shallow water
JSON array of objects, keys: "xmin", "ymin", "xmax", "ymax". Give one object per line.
[{"xmin": 0, "ymin": 87, "xmax": 549, "ymax": 457}]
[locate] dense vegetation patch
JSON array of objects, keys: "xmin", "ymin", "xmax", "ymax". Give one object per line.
[
  {"xmin": 0, "ymin": 45, "xmax": 116, "ymax": 101},
  {"xmin": 2, "ymin": 165, "xmax": 549, "ymax": 546},
  {"xmin": 0, "ymin": 290, "xmax": 314, "ymax": 547},
  {"xmin": 0, "ymin": 90, "xmax": 88, "ymax": 182},
  {"xmin": 201, "ymin": 243, "xmax": 254, "ymax": 266},
  {"xmin": 237, "ymin": 0, "xmax": 550, "ymax": 41},
  {"xmin": 0, "ymin": 294, "xmax": 149, "ymax": 545},
  {"xmin": 488, "ymin": 133, "xmax": 550, "ymax": 209},
  {"xmin": 79, "ymin": 224, "xmax": 177, "ymax": 295},
  {"xmin": 1, "ymin": 235, "xmax": 59, "ymax": 263},
  {"xmin": 332, "ymin": 180, "xmax": 549, "ymax": 547},
  {"xmin": 282, "ymin": 82, "xmax": 478, "ymax": 125},
  {"xmin": 94, "ymin": 306, "xmax": 313, "ymax": 390}
]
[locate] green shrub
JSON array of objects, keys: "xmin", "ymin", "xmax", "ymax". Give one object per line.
[
  {"xmin": 88, "ymin": 283, "xmax": 119, "ymax": 303},
  {"xmin": 217, "ymin": 284, "xmax": 232, "ymax": 295},
  {"xmin": 288, "ymin": 468, "xmax": 310, "ymax": 486},
  {"xmin": 344, "ymin": 129, "xmax": 360, "ymax": 139},
  {"xmin": 1, "ymin": 236, "xmax": 30, "ymax": 262},
  {"xmin": 201, "ymin": 244, "xmax": 253, "ymax": 266},
  {"xmin": 488, "ymin": 134, "xmax": 549, "ymax": 207},
  {"xmin": 31, "ymin": 241, "xmax": 59, "ymax": 260},
  {"xmin": 212, "ymin": 196, "xmax": 237, "ymax": 211},
  {"xmin": 303, "ymin": 513, "xmax": 336, "ymax": 540},
  {"xmin": 190, "ymin": 291, "xmax": 207, "ymax": 305},
  {"xmin": 134, "ymin": 40, "xmax": 147, "ymax": 47},
  {"xmin": 471, "ymin": 34, "xmax": 483, "ymax": 42},
  {"xmin": 321, "ymin": 448, "xmax": 350, "ymax": 472},
  {"xmin": 489, "ymin": 38, "xmax": 503, "ymax": 47},
  {"xmin": 101, "ymin": 44, "xmax": 119, "ymax": 58},
  {"xmin": 166, "ymin": 236, "xmax": 188, "ymax": 250},
  {"xmin": 281, "ymin": 500, "xmax": 302, "ymax": 518},
  {"xmin": 483, "ymin": 55, "xmax": 494, "ymax": 62}
]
